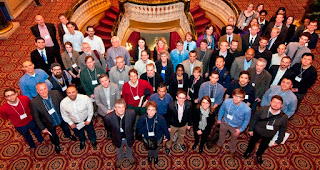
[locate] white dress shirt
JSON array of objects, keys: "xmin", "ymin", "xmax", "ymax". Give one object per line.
[{"xmin": 83, "ymin": 35, "xmax": 105, "ymax": 54}]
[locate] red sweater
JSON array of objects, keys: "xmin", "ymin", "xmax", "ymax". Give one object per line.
[
  {"xmin": 122, "ymin": 79, "xmax": 153, "ymax": 107},
  {"xmin": 0, "ymin": 96, "xmax": 33, "ymax": 127}
]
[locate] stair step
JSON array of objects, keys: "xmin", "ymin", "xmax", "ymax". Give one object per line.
[
  {"xmin": 110, "ymin": 6, "xmax": 119, "ymax": 13},
  {"xmin": 105, "ymin": 10, "xmax": 118, "ymax": 20},
  {"xmin": 190, "ymin": 6, "xmax": 201, "ymax": 13},
  {"xmin": 100, "ymin": 19, "xmax": 114, "ymax": 26},
  {"xmin": 104, "ymin": 42, "xmax": 112, "ymax": 48},
  {"xmin": 192, "ymin": 11, "xmax": 205, "ymax": 20},
  {"xmin": 95, "ymin": 26, "xmax": 113, "ymax": 34}
]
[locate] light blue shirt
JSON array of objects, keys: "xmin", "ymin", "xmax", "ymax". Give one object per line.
[
  {"xmin": 150, "ymin": 93, "xmax": 173, "ymax": 115},
  {"xmin": 218, "ymin": 99, "xmax": 251, "ymax": 132},
  {"xmin": 170, "ymin": 49, "xmax": 189, "ymax": 72},
  {"xmin": 198, "ymin": 81, "xmax": 224, "ymax": 105},
  {"xmin": 63, "ymin": 30, "xmax": 84, "ymax": 52},
  {"xmin": 261, "ymin": 85, "xmax": 297, "ymax": 118},
  {"xmin": 183, "ymin": 41, "xmax": 196, "ymax": 52},
  {"xmin": 244, "ymin": 59, "xmax": 252, "ymax": 71}
]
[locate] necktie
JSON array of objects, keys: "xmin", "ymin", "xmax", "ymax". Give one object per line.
[
  {"xmin": 58, "ymin": 79, "xmax": 63, "ymax": 85},
  {"xmin": 41, "ymin": 51, "xmax": 48, "ymax": 64},
  {"xmin": 291, "ymin": 47, "xmax": 300, "ymax": 63},
  {"xmin": 228, "ymin": 37, "xmax": 231, "ymax": 45},
  {"xmin": 267, "ymin": 39, "xmax": 272, "ymax": 49},
  {"xmin": 249, "ymin": 38, "xmax": 253, "ymax": 47},
  {"xmin": 210, "ymin": 85, "xmax": 214, "ymax": 98},
  {"xmin": 186, "ymin": 43, "xmax": 189, "ymax": 51}
]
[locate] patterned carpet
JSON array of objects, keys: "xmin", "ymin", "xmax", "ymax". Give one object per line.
[{"xmin": 0, "ymin": 0, "xmax": 319, "ymax": 169}]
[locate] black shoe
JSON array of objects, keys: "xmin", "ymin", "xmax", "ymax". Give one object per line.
[
  {"xmin": 106, "ymin": 133, "xmax": 111, "ymax": 140},
  {"xmin": 199, "ymin": 147, "xmax": 203, "ymax": 154},
  {"xmin": 192, "ymin": 144, "xmax": 197, "ymax": 150},
  {"xmin": 91, "ymin": 141, "xmax": 97, "ymax": 150},
  {"xmin": 55, "ymin": 145, "xmax": 61, "ymax": 154},
  {"xmin": 80, "ymin": 142, "xmax": 86, "ymax": 150},
  {"xmin": 243, "ymin": 152, "xmax": 250, "ymax": 159},
  {"xmin": 68, "ymin": 135, "xmax": 77, "ymax": 141},
  {"xmin": 148, "ymin": 157, "xmax": 152, "ymax": 163},
  {"xmin": 164, "ymin": 148, "xmax": 170, "ymax": 155},
  {"xmin": 180, "ymin": 144, "xmax": 186, "ymax": 151},
  {"xmin": 257, "ymin": 155, "xmax": 263, "ymax": 165},
  {"xmin": 154, "ymin": 157, "xmax": 158, "ymax": 165}
]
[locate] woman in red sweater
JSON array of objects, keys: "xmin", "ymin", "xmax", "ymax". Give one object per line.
[
  {"xmin": 0, "ymin": 88, "xmax": 44, "ymax": 149},
  {"xmin": 122, "ymin": 68, "xmax": 153, "ymax": 116}
]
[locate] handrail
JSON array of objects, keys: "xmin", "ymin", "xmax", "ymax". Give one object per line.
[
  {"xmin": 119, "ymin": 0, "xmax": 187, "ymax": 6},
  {"xmin": 65, "ymin": 0, "xmax": 88, "ymax": 20}
]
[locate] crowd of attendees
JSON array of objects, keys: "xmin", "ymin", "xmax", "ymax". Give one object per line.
[{"xmin": 0, "ymin": 4, "xmax": 319, "ymax": 167}]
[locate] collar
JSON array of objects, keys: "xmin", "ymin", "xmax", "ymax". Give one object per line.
[{"xmin": 268, "ymin": 107, "xmax": 281, "ymax": 115}]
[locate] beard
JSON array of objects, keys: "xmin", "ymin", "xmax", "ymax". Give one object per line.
[{"xmin": 55, "ymin": 73, "xmax": 62, "ymax": 79}]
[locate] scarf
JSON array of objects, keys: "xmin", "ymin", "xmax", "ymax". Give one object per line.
[{"xmin": 198, "ymin": 106, "xmax": 210, "ymax": 130}]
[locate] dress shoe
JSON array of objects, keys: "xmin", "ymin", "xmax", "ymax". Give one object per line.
[
  {"xmin": 116, "ymin": 160, "xmax": 121, "ymax": 167},
  {"xmin": 154, "ymin": 157, "xmax": 158, "ymax": 165},
  {"xmin": 199, "ymin": 147, "xmax": 203, "ymax": 154},
  {"xmin": 68, "ymin": 135, "xmax": 77, "ymax": 141},
  {"xmin": 148, "ymin": 157, "xmax": 152, "ymax": 163},
  {"xmin": 164, "ymin": 148, "xmax": 170, "ymax": 155},
  {"xmin": 192, "ymin": 144, "xmax": 197, "ymax": 150},
  {"xmin": 243, "ymin": 152, "xmax": 250, "ymax": 159},
  {"xmin": 180, "ymin": 144, "xmax": 186, "ymax": 151},
  {"xmin": 129, "ymin": 157, "xmax": 135, "ymax": 165},
  {"xmin": 80, "ymin": 142, "xmax": 86, "ymax": 150},
  {"xmin": 91, "ymin": 141, "xmax": 97, "ymax": 150},
  {"xmin": 55, "ymin": 145, "xmax": 61, "ymax": 154},
  {"xmin": 257, "ymin": 155, "xmax": 263, "ymax": 165}
]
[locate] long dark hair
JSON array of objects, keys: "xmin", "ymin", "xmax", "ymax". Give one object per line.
[{"xmin": 137, "ymin": 37, "xmax": 149, "ymax": 50}]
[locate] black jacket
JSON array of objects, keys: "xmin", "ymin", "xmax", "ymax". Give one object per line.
[
  {"xmin": 132, "ymin": 46, "xmax": 151, "ymax": 62},
  {"xmin": 166, "ymin": 101, "xmax": 192, "ymax": 127},
  {"xmin": 268, "ymin": 65, "xmax": 295, "ymax": 85},
  {"xmin": 192, "ymin": 108, "xmax": 215, "ymax": 135},
  {"xmin": 155, "ymin": 60, "xmax": 174, "ymax": 83},
  {"xmin": 30, "ymin": 47, "xmax": 56, "ymax": 74},
  {"xmin": 49, "ymin": 72, "xmax": 71, "ymax": 97},
  {"xmin": 241, "ymin": 33, "xmax": 261, "ymax": 55},
  {"xmin": 167, "ymin": 73, "xmax": 189, "ymax": 99},
  {"xmin": 209, "ymin": 50, "xmax": 235, "ymax": 72}
]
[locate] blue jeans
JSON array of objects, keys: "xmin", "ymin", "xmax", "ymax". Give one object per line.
[
  {"xmin": 15, "ymin": 120, "xmax": 44, "ymax": 148},
  {"xmin": 73, "ymin": 121, "xmax": 96, "ymax": 143}
]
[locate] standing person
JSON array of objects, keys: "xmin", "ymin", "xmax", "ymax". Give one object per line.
[
  {"xmin": 165, "ymin": 90, "xmax": 192, "ymax": 155},
  {"xmin": 150, "ymin": 83, "xmax": 173, "ymax": 116},
  {"xmin": 167, "ymin": 64, "xmax": 189, "ymax": 100},
  {"xmin": 105, "ymin": 99, "xmax": 136, "ymax": 167},
  {"xmin": 270, "ymin": 44, "xmax": 287, "ymax": 67},
  {"xmin": 195, "ymin": 39, "xmax": 212, "ymax": 79},
  {"xmin": 244, "ymin": 95, "xmax": 288, "ymax": 165},
  {"xmin": 237, "ymin": 3, "xmax": 256, "ymax": 30},
  {"xmin": 31, "ymin": 83, "xmax": 77, "ymax": 154},
  {"xmin": 187, "ymin": 67, "xmax": 204, "ymax": 106},
  {"xmin": 108, "ymin": 56, "xmax": 130, "ymax": 92},
  {"xmin": 263, "ymin": 14, "xmax": 288, "ymax": 43},
  {"xmin": 181, "ymin": 50, "xmax": 203, "ymax": 78},
  {"xmin": 241, "ymin": 24, "xmax": 261, "ymax": 55},
  {"xmin": 106, "ymin": 36, "xmax": 131, "ymax": 69},
  {"xmin": 253, "ymin": 37, "xmax": 272, "ymax": 68},
  {"xmin": 153, "ymin": 37, "xmax": 170, "ymax": 62},
  {"xmin": 132, "ymin": 37, "xmax": 151, "ymax": 62},
  {"xmin": 258, "ymin": 10, "xmax": 269, "ymax": 33},
  {"xmin": 136, "ymin": 101, "xmax": 170, "ymax": 165},
  {"xmin": 286, "ymin": 32, "xmax": 311, "ymax": 66},
  {"xmin": 192, "ymin": 96, "xmax": 215, "ymax": 153},
  {"xmin": 134, "ymin": 50, "xmax": 156, "ymax": 76},
  {"xmin": 285, "ymin": 16, "xmax": 296, "ymax": 44},
  {"xmin": 170, "ymin": 40, "xmax": 189, "ymax": 72},
  {"xmin": 140, "ymin": 63, "xmax": 163, "ymax": 93},
  {"xmin": 0, "ymin": 88, "xmax": 44, "ymax": 151},
  {"xmin": 34, "ymin": 0, "xmax": 41, "ymax": 6},
  {"xmin": 49, "ymin": 63, "xmax": 72, "ymax": 97},
  {"xmin": 269, "ymin": 56, "xmax": 294, "ymax": 86},
  {"xmin": 196, "ymin": 24, "xmax": 218, "ymax": 50},
  {"xmin": 230, "ymin": 48, "xmax": 257, "ymax": 80},
  {"xmin": 183, "ymin": 32, "xmax": 197, "ymax": 52},
  {"xmin": 219, "ymin": 25, "xmax": 242, "ymax": 51},
  {"xmin": 60, "ymin": 86, "xmax": 97, "ymax": 150},
  {"xmin": 155, "ymin": 51, "xmax": 174, "ymax": 83},
  {"xmin": 211, "ymin": 56, "xmax": 231, "ymax": 90},
  {"xmin": 290, "ymin": 21, "xmax": 318, "ymax": 49},
  {"xmin": 63, "ymin": 22, "xmax": 84, "ymax": 53},
  {"xmin": 216, "ymin": 89, "xmax": 251, "ymax": 158},
  {"xmin": 221, "ymin": 16, "xmax": 241, "ymax": 36},
  {"xmin": 57, "ymin": 13, "xmax": 79, "ymax": 50},
  {"xmin": 83, "ymin": 26, "xmax": 105, "ymax": 54},
  {"xmin": 79, "ymin": 42, "xmax": 107, "ymax": 71},
  {"xmin": 210, "ymin": 41, "xmax": 235, "ymax": 71}
]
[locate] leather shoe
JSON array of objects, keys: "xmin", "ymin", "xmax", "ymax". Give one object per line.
[
  {"xmin": 55, "ymin": 145, "xmax": 61, "ymax": 154},
  {"xmin": 68, "ymin": 135, "xmax": 77, "ymax": 141},
  {"xmin": 199, "ymin": 147, "xmax": 203, "ymax": 154},
  {"xmin": 80, "ymin": 142, "xmax": 86, "ymax": 150},
  {"xmin": 192, "ymin": 144, "xmax": 197, "ymax": 150},
  {"xmin": 180, "ymin": 144, "xmax": 186, "ymax": 151},
  {"xmin": 148, "ymin": 157, "xmax": 152, "ymax": 163},
  {"xmin": 164, "ymin": 148, "xmax": 170, "ymax": 155},
  {"xmin": 154, "ymin": 157, "xmax": 158, "ymax": 165},
  {"xmin": 257, "ymin": 155, "xmax": 263, "ymax": 165},
  {"xmin": 243, "ymin": 152, "xmax": 250, "ymax": 159},
  {"xmin": 91, "ymin": 141, "xmax": 97, "ymax": 150}
]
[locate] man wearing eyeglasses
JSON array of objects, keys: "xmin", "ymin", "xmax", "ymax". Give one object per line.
[{"xmin": 49, "ymin": 63, "xmax": 72, "ymax": 97}]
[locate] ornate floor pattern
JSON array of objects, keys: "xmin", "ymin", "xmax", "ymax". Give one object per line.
[{"xmin": 0, "ymin": 0, "xmax": 319, "ymax": 169}]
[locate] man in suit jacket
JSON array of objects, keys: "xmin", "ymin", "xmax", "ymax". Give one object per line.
[
  {"xmin": 105, "ymin": 99, "xmax": 136, "ymax": 167},
  {"xmin": 181, "ymin": 50, "xmax": 202, "ymax": 78},
  {"xmin": 30, "ymin": 15, "xmax": 61, "ymax": 63},
  {"xmin": 210, "ymin": 41, "xmax": 234, "ymax": 71},
  {"xmin": 48, "ymin": 63, "xmax": 72, "ymax": 97},
  {"xmin": 165, "ymin": 90, "xmax": 192, "ymax": 155},
  {"xmin": 57, "ymin": 13, "xmax": 79, "ymax": 50},
  {"xmin": 195, "ymin": 39, "xmax": 213, "ymax": 79},
  {"xmin": 230, "ymin": 48, "xmax": 257, "ymax": 80},
  {"xmin": 219, "ymin": 25, "xmax": 242, "ymax": 52},
  {"xmin": 253, "ymin": 37, "xmax": 273, "ymax": 68},
  {"xmin": 269, "ymin": 56, "xmax": 295, "ymax": 86},
  {"xmin": 31, "ymin": 37, "xmax": 56, "ymax": 74},
  {"xmin": 241, "ymin": 24, "xmax": 261, "ymax": 55},
  {"xmin": 79, "ymin": 42, "xmax": 107, "ymax": 71},
  {"xmin": 31, "ymin": 83, "xmax": 76, "ymax": 154},
  {"xmin": 258, "ymin": 10, "xmax": 269, "ymax": 33},
  {"xmin": 267, "ymin": 27, "xmax": 282, "ymax": 54},
  {"xmin": 263, "ymin": 14, "xmax": 288, "ymax": 43}
]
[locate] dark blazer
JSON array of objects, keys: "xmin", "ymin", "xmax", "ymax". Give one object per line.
[
  {"xmin": 248, "ymin": 68, "xmax": 272, "ymax": 99},
  {"xmin": 268, "ymin": 65, "xmax": 295, "ymax": 85},
  {"xmin": 193, "ymin": 108, "xmax": 215, "ymax": 135},
  {"xmin": 188, "ymin": 75, "xmax": 204, "ymax": 100},
  {"xmin": 241, "ymin": 33, "xmax": 261, "ymax": 55},
  {"xmin": 195, "ymin": 47, "xmax": 212, "ymax": 77},
  {"xmin": 48, "ymin": 71, "xmax": 70, "ymax": 97},
  {"xmin": 104, "ymin": 109, "xmax": 136, "ymax": 148},
  {"xmin": 166, "ymin": 100, "xmax": 192, "ymax": 127},
  {"xmin": 268, "ymin": 38, "xmax": 282, "ymax": 54},
  {"xmin": 263, "ymin": 22, "xmax": 288, "ymax": 43},
  {"xmin": 31, "ymin": 23, "xmax": 60, "ymax": 50},
  {"xmin": 30, "ymin": 47, "xmax": 56, "ymax": 75},
  {"xmin": 57, "ymin": 22, "xmax": 78, "ymax": 48},
  {"xmin": 30, "ymin": 90, "xmax": 64, "ymax": 131},
  {"xmin": 132, "ymin": 46, "xmax": 151, "ymax": 62},
  {"xmin": 260, "ymin": 20, "xmax": 269, "ymax": 34},
  {"xmin": 167, "ymin": 73, "xmax": 189, "ymax": 99},
  {"xmin": 285, "ymin": 24, "xmax": 296, "ymax": 44},
  {"xmin": 209, "ymin": 50, "xmax": 235, "ymax": 72},
  {"xmin": 155, "ymin": 60, "xmax": 174, "ymax": 83}
]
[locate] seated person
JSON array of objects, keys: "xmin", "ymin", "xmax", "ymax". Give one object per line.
[
  {"xmin": 167, "ymin": 64, "xmax": 189, "ymax": 100},
  {"xmin": 140, "ymin": 63, "xmax": 163, "ymax": 93}
]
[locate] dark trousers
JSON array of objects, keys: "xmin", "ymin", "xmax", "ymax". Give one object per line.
[
  {"xmin": 73, "ymin": 121, "xmax": 96, "ymax": 143},
  {"xmin": 194, "ymin": 130, "xmax": 210, "ymax": 150},
  {"xmin": 15, "ymin": 120, "xmax": 44, "ymax": 148},
  {"xmin": 47, "ymin": 120, "xmax": 72, "ymax": 146},
  {"xmin": 250, "ymin": 101, "xmax": 260, "ymax": 115},
  {"xmin": 245, "ymin": 130, "xmax": 272, "ymax": 156},
  {"xmin": 34, "ymin": 0, "xmax": 41, "ymax": 5}
]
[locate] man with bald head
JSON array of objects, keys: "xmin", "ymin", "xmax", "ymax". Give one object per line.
[
  {"xmin": 60, "ymin": 86, "xmax": 97, "ymax": 150},
  {"xmin": 31, "ymin": 15, "xmax": 61, "ymax": 58},
  {"xmin": 230, "ymin": 48, "xmax": 257, "ymax": 80},
  {"xmin": 18, "ymin": 61, "xmax": 52, "ymax": 100}
]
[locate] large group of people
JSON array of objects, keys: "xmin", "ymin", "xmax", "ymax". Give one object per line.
[{"xmin": 0, "ymin": 4, "xmax": 318, "ymax": 167}]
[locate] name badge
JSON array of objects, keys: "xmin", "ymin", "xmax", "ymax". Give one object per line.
[
  {"xmin": 120, "ymin": 128, "xmax": 124, "ymax": 132},
  {"xmin": 153, "ymin": 87, "xmax": 155, "ymax": 92},
  {"xmin": 178, "ymin": 84, "xmax": 183, "ymax": 88},
  {"xmin": 252, "ymin": 83, "xmax": 255, "ymax": 87},
  {"xmin": 119, "ymin": 80, "xmax": 124, "ymax": 85},
  {"xmin": 20, "ymin": 113, "xmax": 27, "ymax": 120},
  {"xmin": 161, "ymin": 70, "xmax": 166, "ymax": 74},
  {"xmin": 72, "ymin": 63, "xmax": 77, "ymax": 68},
  {"xmin": 45, "ymin": 35, "xmax": 51, "ymax": 39},
  {"xmin": 295, "ymin": 76, "xmax": 302, "ymax": 82},
  {"xmin": 48, "ymin": 108, "xmax": 55, "ymax": 115},
  {"xmin": 133, "ymin": 96, "xmax": 140, "ymax": 100},
  {"xmin": 266, "ymin": 125, "xmax": 274, "ymax": 130},
  {"xmin": 226, "ymin": 114, "xmax": 233, "ymax": 120},
  {"xmin": 210, "ymin": 98, "xmax": 215, "ymax": 103},
  {"xmin": 243, "ymin": 23, "xmax": 248, "ymax": 26},
  {"xmin": 62, "ymin": 86, "xmax": 67, "ymax": 91},
  {"xmin": 245, "ymin": 95, "xmax": 249, "ymax": 100},
  {"xmin": 189, "ymin": 88, "xmax": 194, "ymax": 93},
  {"xmin": 148, "ymin": 132, "xmax": 155, "ymax": 137},
  {"xmin": 92, "ymin": 80, "xmax": 98, "ymax": 85}
]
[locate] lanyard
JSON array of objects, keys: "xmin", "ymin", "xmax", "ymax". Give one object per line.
[
  {"xmin": 266, "ymin": 112, "xmax": 276, "ymax": 126},
  {"xmin": 129, "ymin": 82, "xmax": 139, "ymax": 98},
  {"xmin": 227, "ymin": 102, "xmax": 240, "ymax": 117},
  {"xmin": 146, "ymin": 116, "xmax": 157, "ymax": 133},
  {"xmin": 87, "ymin": 68, "xmax": 97, "ymax": 81},
  {"xmin": 200, "ymin": 51, "xmax": 206, "ymax": 62},
  {"xmin": 298, "ymin": 66, "xmax": 307, "ymax": 78},
  {"xmin": 56, "ymin": 76, "xmax": 66, "ymax": 89},
  {"xmin": 42, "ymin": 97, "xmax": 55, "ymax": 111},
  {"xmin": 190, "ymin": 76, "xmax": 199, "ymax": 90},
  {"xmin": 9, "ymin": 100, "xmax": 26, "ymax": 116},
  {"xmin": 117, "ymin": 69, "xmax": 124, "ymax": 81},
  {"xmin": 209, "ymin": 83, "xmax": 217, "ymax": 98},
  {"xmin": 147, "ymin": 76, "xmax": 156, "ymax": 88}
]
